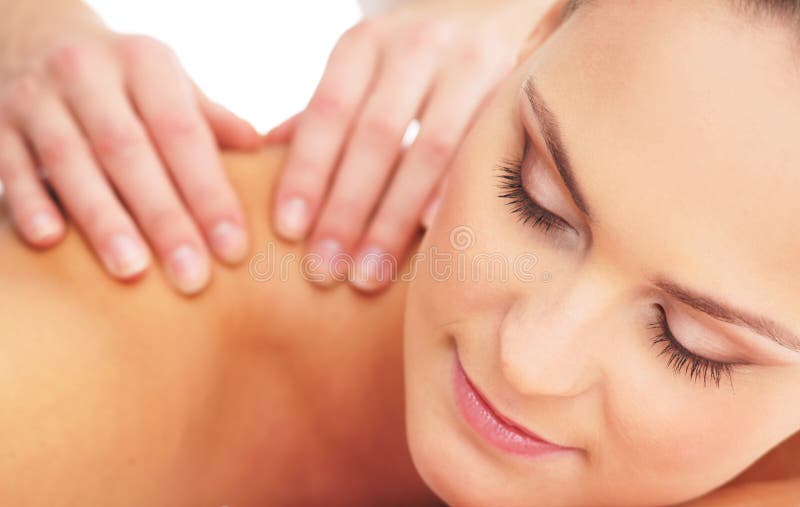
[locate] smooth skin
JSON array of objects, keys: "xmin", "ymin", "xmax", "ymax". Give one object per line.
[
  {"xmin": 0, "ymin": 148, "xmax": 796, "ymax": 506},
  {"xmin": 272, "ymin": 0, "xmax": 559, "ymax": 292},
  {"xmin": 0, "ymin": 0, "xmax": 263, "ymax": 294},
  {"xmin": 0, "ymin": 147, "xmax": 440, "ymax": 507},
  {"xmin": 0, "ymin": 0, "xmax": 563, "ymax": 296},
  {"xmin": 3, "ymin": 1, "xmax": 800, "ymax": 505},
  {"xmin": 404, "ymin": 1, "xmax": 800, "ymax": 506}
]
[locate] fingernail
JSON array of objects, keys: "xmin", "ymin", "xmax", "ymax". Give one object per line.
[
  {"xmin": 105, "ymin": 234, "xmax": 149, "ymax": 279},
  {"xmin": 167, "ymin": 245, "xmax": 210, "ymax": 295},
  {"xmin": 26, "ymin": 211, "xmax": 61, "ymax": 243},
  {"xmin": 351, "ymin": 246, "xmax": 393, "ymax": 291},
  {"xmin": 211, "ymin": 221, "xmax": 247, "ymax": 263},
  {"xmin": 276, "ymin": 197, "xmax": 309, "ymax": 241},
  {"xmin": 310, "ymin": 238, "xmax": 345, "ymax": 283}
]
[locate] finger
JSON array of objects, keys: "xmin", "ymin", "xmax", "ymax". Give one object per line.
[
  {"xmin": 123, "ymin": 37, "xmax": 248, "ymax": 266},
  {"xmin": 307, "ymin": 41, "xmax": 441, "ymax": 283},
  {"xmin": 50, "ymin": 47, "xmax": 213, "ymax": 294},
  {"xmin": 7, "ymin": 79, "xmax": 150, "ymax": 280},
  {"xmin": 196, "ymin": 85, "xmax": 262, "ymax": 150},
  {"xmin": 352, "ymin": 60, "xmax": 497, "ymax": 292},
  {"xmin": 263, "ymin": 111, "xmax": 301, "ymax": 145},
  {"xmin": 420, "ymin": 181, "xmax": 444, "ymax": 230},
  {"xmin": 0, "ymin": 126, "xmax": 65, "ymax": 247},
  {"xmin": 272, "ymin": 20, "xmax": 382, "ymax": 242}
]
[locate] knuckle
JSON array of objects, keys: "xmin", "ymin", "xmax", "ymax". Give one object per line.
[
  {"xmin": 37, "ymin": 131, "xmax": 73, "ymax": 165},
  {"xmin": 325, "ymin": 195, "xmax": 369, "ymax": 230},
  {"xmin": 341, "ymin": 18, "xmax": 382, "ymax": 46},
  {"xmin": 119, "ymin": 34, "xmax": 173, "ymax": 63},
  {"xmin": 75, "ymin": 202, "xmax": 108, "ymax": 236},
  {"xmin": 372, "ymin": 213, "xmax": 414, "ymax": 247},
  {"xmin": 357, "ymin": 113, "xmax": 403, "ymax": 148},
  {"xmin": 187, "ymin": 184, "xmax": 231, "ymax": 217},
  {"xmin": 457, "ymin": 36, "xmax": 501, "ymax": 71},
  {"xmin": 149, "ymin": 110, "xmax": 199, "ymax": 139},
  {"xmin": 416, "ymin": 133, "xmax": 455, "ymax": 167},
  {"xmin": 7, "ymin": 73, "xmax": 45, "ymax": 104},
  {"xmin": 0, "ymin": 132, "xmax": 14, "ymax": 176},
  {"xmin": 308, "ymin": 89, "xmax": 351, "ymax": 120},
  {"xmin": 144, "ymin": 207, "xmax": 191, "ymax": 241},
  {"xmin": 92, "ymin": 119, "xmax": 145, "ymax": 161},
  {"xmin": 46, "ymin": 42, "xmax": 95, "ymax": 79},
  {"xmin": 0, "ymin": 160, "xmax": 20, "ymax": 185},
  {"xmin": 403, "ymin": 19, "xmax": 455, "ymax": 54}
]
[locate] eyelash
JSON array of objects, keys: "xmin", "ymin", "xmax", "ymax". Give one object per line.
[
  {"xmin": 648, "ymin": 305, "xmax": 734, "ymax": 388},
  {"xmin": 495, "ymin": 143, "xmax": 572, "ymax": 235},
  {"xmin": 496, "ymin": 144, "xmax": 736, "ymax": 389}
]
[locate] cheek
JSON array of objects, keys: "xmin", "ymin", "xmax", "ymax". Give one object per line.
[{"xmin": 600, "ymin": 365, "xmax": 798, "ymax": 503}]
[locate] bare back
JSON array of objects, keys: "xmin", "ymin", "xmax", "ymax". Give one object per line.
[{"xmin": 0, "ymin": 148, "xmax": 437, "ymax": 506}]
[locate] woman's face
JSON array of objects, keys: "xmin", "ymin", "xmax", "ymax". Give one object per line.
[{"xmin": 403, "ymin": 1, "xmax": 800, "ymax": 505}]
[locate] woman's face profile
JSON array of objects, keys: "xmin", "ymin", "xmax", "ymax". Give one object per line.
[{"xmin": 403, "ymin": 1, "xmax": 800, "ymax": 505}]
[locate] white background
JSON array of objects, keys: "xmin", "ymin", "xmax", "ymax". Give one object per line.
[{"xmin": 85, "ymin": 0, "xmax": 363, "ymax": 132}]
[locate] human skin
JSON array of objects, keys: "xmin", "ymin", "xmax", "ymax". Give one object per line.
[
  {"xmin": 0, "ymin": 148, "xmax": 440, "ymax": 507},
  {"xmin": 0, "ymin": 0, "xmax": 261, "ymax": 294},
  {"xmin": 0, "ymin": 147, "xmax": 796, "ymax": 506},
  {"xmin": 403, "ymin": 0, "xmax": 800, "ymax": 506},
  {"xmin": 2, "ymin": 1, "xmax": 800, "ymax": 504}
]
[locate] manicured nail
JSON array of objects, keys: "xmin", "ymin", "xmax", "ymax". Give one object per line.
[
  {"xmin": 310, "ymin": 238, "xmax": 345, "ymax": 282},
  {"xmin": 26, "ymin": 211, "xmax": 61, "ymax": 243},
  {"xmin": 211, "ymin": 221, "xmax": 247, "ymax": 263},
  {"xmin": 167, "ymin": 245, "xmax": 210, "ymax": 295},
  {"xmin": 104, "ymin": 234, "xmax": 149, "ymax": 279},
  {"xmin": 276, "ymin": 197, "xmax": 309, "ymax": 241},
  {"xmin": 351, "ymin": 246, "xmax": 393, "ymax": 292}
]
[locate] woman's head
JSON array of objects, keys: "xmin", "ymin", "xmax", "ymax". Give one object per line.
[{"xmin": 403, "ymin": 1, "xmax": 800, "ymax": 505}]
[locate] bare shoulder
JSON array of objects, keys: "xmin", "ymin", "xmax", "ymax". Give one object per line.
[{"xmin": 0, "ymin": 147, "xmax": 417, "ymax": 505}]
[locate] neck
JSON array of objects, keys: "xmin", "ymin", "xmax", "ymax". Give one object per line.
[{"xmin": 177, "ymin": 149, "xmax": 439, "ymax": 505}]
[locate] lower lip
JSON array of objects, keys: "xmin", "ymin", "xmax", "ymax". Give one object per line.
[{"xmin": 453, "ymin": 353, "xmax": 570, "ymax": 458}]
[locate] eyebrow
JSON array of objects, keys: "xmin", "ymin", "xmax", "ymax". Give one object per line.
[
  {"xmin": 523, "ymin": 80, "xmax": 800, "ymax": 354},
  {"xmin": 562, "ymin": 0, "xmax": 591, "ymax": 19},
  {"xmin": 654, "ymin": 279, "xmax": 800, "ymax": 353},
  {"xmin": 525, "ymin": 76, "xmax": 800, "ymax": 358},
  {"xmin": 524, "ymin": 77, "xmax": 594, "ymax": 220}
]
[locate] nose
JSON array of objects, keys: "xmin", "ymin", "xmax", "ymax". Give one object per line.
[{"xmin": 500, "ymin": 263, "xmax": 623, "ymax": 398}]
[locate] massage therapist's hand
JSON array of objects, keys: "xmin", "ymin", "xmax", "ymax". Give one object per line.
[
  {"xmin": 271, "ymin": 0, "xmax": 561, "ymax": 292},
  {"xmin": 0, "ymin": 0, "xmax": 261, "ymax": 295}
]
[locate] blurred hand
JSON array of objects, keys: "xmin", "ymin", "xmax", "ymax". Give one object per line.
[
  {"xmin": 271, "ymin": 0, "xmax": 560, "ymax": 292},
  {"xmin": 0, "ymin": 30, "xmax": 261, "ymax": 295}
]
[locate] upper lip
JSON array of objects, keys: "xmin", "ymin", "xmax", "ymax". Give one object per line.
[{"xmin": 459, "ymin": 358, "xmax": 572, "ymax": 450}]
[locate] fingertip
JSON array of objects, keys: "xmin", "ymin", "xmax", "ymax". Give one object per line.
[
  {"xmin": 210, "ymin": 220, "xmax": 249, "ymax": 265},
  {"xmin": 165, "ymin": 244, "xmax": 212, "ymax": 296},
  {"xmin": 102, "ymin": 233, "xmax": 152, "ymax": 280},
  {"xmin": 349, "ymin": 245, "xmax": 395, "ymax": 294},
  {"xmin": 21, "ymin": 210, "xmax": 66, "ymax": 248},
  {"xmin": 274, "ymin": 196, "xmax": 311, "ymax": 242}
]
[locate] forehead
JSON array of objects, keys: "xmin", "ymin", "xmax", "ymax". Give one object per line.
[{"xmin": 532, "ymin": 1, "xmax": 800, "ymax": 321}]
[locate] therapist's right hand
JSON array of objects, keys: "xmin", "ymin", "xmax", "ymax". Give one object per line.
[
  {"xmin": 271, "ymin": 0, "xmax": 562, "ymax": 293},
  {"xmin": 0, "ymin": 26, "xmax": 261, "ymax": 295}
]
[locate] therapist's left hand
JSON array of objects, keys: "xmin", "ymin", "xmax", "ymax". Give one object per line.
[{"xmin": 270, "ymin": 0, "xmax": 562, "ymax": 292}]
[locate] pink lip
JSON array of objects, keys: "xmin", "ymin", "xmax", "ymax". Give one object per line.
[{"xmin": 453, "ymin": 352, "xmax": 572, "ymax": 458}]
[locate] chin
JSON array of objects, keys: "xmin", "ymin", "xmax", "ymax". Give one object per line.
[
  {"xmin": 405, "ymin": 397, "xmax": 570, "ymax": 507},
  {"xmin": 405, "ymin": 427, "xmax": 494, "ymax": 507}
]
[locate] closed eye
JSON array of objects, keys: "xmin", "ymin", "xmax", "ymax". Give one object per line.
[{"xmin": 496, "ymin": 140, "xmax": 574, "ymax": 235}]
